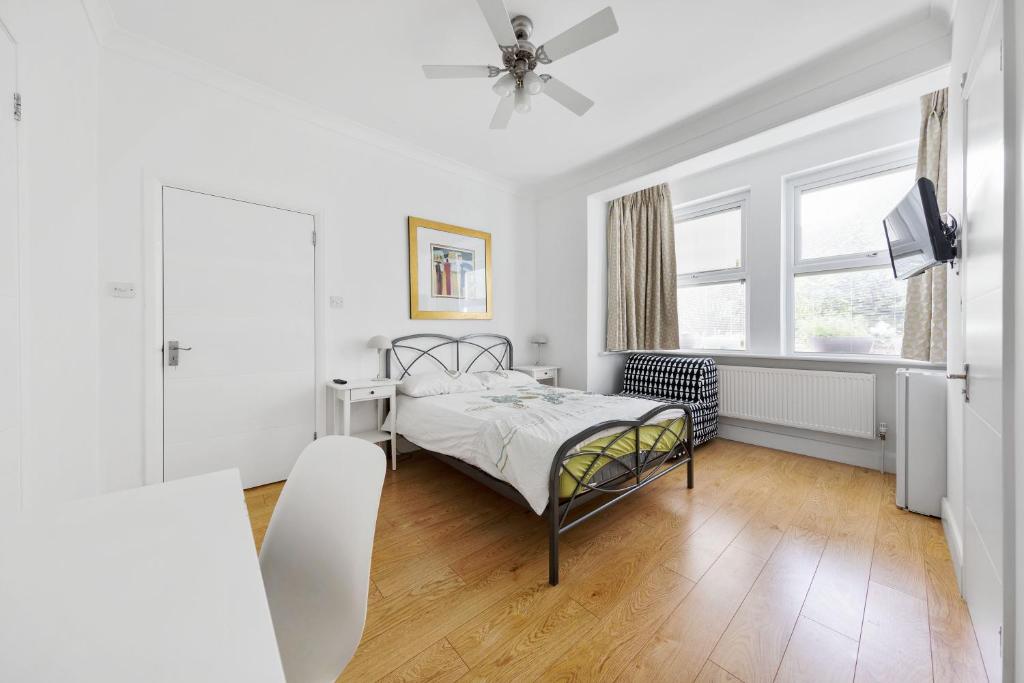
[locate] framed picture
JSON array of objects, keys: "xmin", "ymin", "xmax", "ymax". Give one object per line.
[{"xmin": 408, "ymin": 216, "xmax": 492, "ymax": 320}]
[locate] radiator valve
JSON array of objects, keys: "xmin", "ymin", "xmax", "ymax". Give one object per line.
[{"xmin": 878, "ymin": 422, "xmax": 888, "ymax": 441}]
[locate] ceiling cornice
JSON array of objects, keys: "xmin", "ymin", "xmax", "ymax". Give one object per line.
[
  {"xmin": 80, "ymin": 0, "xmax": 118, "ymax": 45},
  {"xmin": 77, "ymin": 0, "xmax": 535, "ymax": 199},
  {"xmin": 80, "ymin": 1, "xmax": 953, "ymax": 205},
  {"xmin": 929, "ymin": 0, "xmax": 958, "ymax": 26},
  {"xmin": 529, "ymin": 13, "xmax": 952, "ymax": 200}
]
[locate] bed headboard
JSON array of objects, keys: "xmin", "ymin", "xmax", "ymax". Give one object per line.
[{"xmin": 388, "ymin": 334, "xmax": 514, "ymax": 379}]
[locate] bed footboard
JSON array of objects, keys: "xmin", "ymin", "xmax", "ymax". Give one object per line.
[{"xmin": 547, "ymin": 403, "xmax": 694, "ymax": 585}]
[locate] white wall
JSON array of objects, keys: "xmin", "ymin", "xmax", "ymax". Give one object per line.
[
  {"xmin": 96, "ymin": 49, "xmax": 537, "ymax": 492},
  {"xmin": 0, "ymin": 0, "xmax": 100, "ymax": 511},
  {"xmin": 667, "ymin": 105, "xmax": 919, "ymax": 354},
  {"xmin": 533, "ymin": 19, "xmax": 955, "ymax": 478},
  {"xmin": 536, "ymin": 18, "xmax": 951, "ymax": 396},
  {"xmin": 577, "ymin": 106, "xmax": 929, "ymax": 471},
  {"xmin": 658, "ymin": 105, "xmax": 923, "ymax": 471}
]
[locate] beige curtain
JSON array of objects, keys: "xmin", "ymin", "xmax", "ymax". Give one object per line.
[
  {"xmin": 901, "ymin": 89, "xmax": 948, "ymax": 362},
  {"xmin": 606, "ymin": 184, "xmax": 680, "ymax": 351}
]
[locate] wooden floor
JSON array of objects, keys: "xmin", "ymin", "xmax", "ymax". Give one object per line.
[{"xmin": 244, "ymin": 439, "xmax": 989, "ymax": 682}]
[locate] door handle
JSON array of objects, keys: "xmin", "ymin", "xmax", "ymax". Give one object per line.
[
  {"xmin": 947, "ymin": 363, "xmax": 969, "ymax": 402},
  {"xmin": 167, "ymin": 340, "xmax": 192, "ymax": 367}
]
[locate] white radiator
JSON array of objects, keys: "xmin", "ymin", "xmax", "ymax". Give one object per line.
[{"xmin": 717, "ymin": 365, "xmax": 876, "ymax": 439}]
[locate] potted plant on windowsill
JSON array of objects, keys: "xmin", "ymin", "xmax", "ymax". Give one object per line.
[{"xmin": 808, "ymin": 318, "xmax": 874, "ymax": 354}]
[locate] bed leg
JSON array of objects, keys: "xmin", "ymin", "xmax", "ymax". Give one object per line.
[
  {"xmin": 548, "ymin": 504, "xmax": 559, "ymax": 586},
  {"xmin": 687, "ymin": 455, "xmax": 694, "ymax": 489}
]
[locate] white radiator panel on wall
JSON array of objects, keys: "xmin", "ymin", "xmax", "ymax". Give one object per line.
[{"xmin": 718, "ymin": 366, "xmax": 876, "ymax": 439}]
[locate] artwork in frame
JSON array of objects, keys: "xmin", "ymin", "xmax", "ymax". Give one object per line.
[{"xmin": 408, "ymin": 216, "xmax": 492, "ymax": 320}]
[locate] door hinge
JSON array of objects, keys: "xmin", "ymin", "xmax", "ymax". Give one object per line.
[
  {"xmin": 313, "ymin": 431, "xmax": 318, "ymax": 440},
  {"xmin": 12, "ymin": 92, "xmax": 21, "ymax": 121},
  {"xmin": 311, "ymin": 230, "xmax": 316, "ymax": 246}
]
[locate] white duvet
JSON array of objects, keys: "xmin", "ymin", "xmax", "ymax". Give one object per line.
[{"xmin": 386, "ymin": 383, "xmax": 681, "ymax": 514}]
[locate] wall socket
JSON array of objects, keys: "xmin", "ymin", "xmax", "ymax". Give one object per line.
[{"xmin": 329, "ymin": 296, "xmax": 344, "ymax": 309}]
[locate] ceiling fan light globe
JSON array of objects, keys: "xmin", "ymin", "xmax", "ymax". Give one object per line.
[
  {"xmin": 514, "ymin": 86, "xmax": 532, "ymax": 114},
  {"xmin": 491, "ymin": 72, "xmax": 516, "ymax": 97},
  {"xmin": 522, "ymin": 71, "xmax": 543, "ymax": 95}
]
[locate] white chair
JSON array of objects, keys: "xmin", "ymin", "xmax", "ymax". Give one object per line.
[{"xmin": 259, "ymin": 436, "xmax": 386, "ymax": 683}]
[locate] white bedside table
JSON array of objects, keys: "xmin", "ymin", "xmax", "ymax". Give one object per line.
[
  {"xmin": 514, "ymin": 365, "xmax": 560, "ymax": 387},
  {"xmin": 328, "ymin": 378, "xmax": 401, "ymax": 470}
]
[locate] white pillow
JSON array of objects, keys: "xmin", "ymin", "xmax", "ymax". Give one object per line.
[
  {"xmin": 476, "ymin": 369, "xmax": 539, "ymax": 389},
  {"xmin": 398, "ymin": 371, "xmax": 486, "ymax": 397}
]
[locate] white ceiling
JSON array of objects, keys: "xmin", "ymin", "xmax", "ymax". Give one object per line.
[{"xmin": 103, "ymin": 0, "xmax": 944, "ymax": 185}]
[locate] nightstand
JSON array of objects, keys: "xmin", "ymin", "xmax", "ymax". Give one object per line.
[
  {"xmin": 328, "ymin": 378, "xmax": 401, "ymax": 470},
  {"xmin": 514, "ymin": 365, "xmax": 560, "ymax": 387}
]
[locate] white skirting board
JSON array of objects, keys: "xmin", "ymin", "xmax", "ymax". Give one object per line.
[
  {"xmin": 717, "ymin": 420, "xmax": 891, "ymax": 472},
  {"xmin": 941, "ymin": 496, "xmax": 964, "ymax": 589}
]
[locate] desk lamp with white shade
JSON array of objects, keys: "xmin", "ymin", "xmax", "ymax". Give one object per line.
[{"xmin": 367, "ymin": 335, "xmax": 391, "ymax": 381}]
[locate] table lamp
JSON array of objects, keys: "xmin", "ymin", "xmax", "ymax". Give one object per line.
[
  {"xmin": 367, "ymin": 335, "xmax": 391, "ymax": 381},
  {"xmin": 529, "ymin": 334, "xmax": 548, "ymax": 365}
]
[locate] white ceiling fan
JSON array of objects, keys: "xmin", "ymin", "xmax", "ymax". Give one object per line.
[{"xmin": 422, "ymin": 1, "xmax": 619, "ymax": 129}]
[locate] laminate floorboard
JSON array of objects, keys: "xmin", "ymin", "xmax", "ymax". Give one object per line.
[{"xmin": 243, "ymin": 440, "xmax": 985, "ymax": 682}]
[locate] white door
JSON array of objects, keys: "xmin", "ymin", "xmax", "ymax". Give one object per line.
[
  {"xmin": 162, "ymin": 187, "xmax": 315, "ymax": 488},
  {"xmin": 960, "ymin": 6, "xmax": 1005, "ymax": 678},
  {"xmin": 0, "ymin": 22, "xmax": 18, "ymax": 514}
]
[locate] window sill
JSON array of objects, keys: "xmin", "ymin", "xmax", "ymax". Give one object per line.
[{"xmin": 599, "ymin": 348, "xmax": 946, "ymax": 369}]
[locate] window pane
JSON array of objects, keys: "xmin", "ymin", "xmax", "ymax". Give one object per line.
[
  {"xmin": 793, "ymin": 268, "xmax": 906, "ymax": 355},
  {"xmin": 678, "ymin": 281, "xmax": 746, "ymax": 350},
  {"xmin": 676, "ymin": 207, "xmax": 742, "ymax": 274},
  {"xmin": 799, "ymin": 166, "xmax": 916, "ymax": 260}
]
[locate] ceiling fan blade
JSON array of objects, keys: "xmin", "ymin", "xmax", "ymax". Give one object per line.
[
  {"xmin": 489, "ymin": 96, "xmax": 515, "ymax": 129},
  {"xmin": 422, "ymin": 65, "xmax": 499, "ymax": 79},
  {"xmin": 476, "ymin": 0, "xmax": 519, "ymax": 48},
  {"xmin": 541, "ymin": 77, "xmax": 594, "ymax": 116},
  {"xmin": 536, "ymin": 7, "xmax": 619, "ymax": 63}
]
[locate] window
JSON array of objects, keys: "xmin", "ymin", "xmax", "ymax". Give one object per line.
[
  {"xmin": 675, "ymin": 192, "xmax": 747, "ymax": 350},
  {"xmin": 788, "ymin": 156, "xmax": 916, "ymax": 356}
]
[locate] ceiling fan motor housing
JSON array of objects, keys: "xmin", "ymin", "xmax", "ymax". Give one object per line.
[
  {"xmin": 511, "ymin": 15, "xmax": 533, "ymax": 40},
  {"xmin": 505, "ymin": 15, "xmax": 538, "ymax": 77}
]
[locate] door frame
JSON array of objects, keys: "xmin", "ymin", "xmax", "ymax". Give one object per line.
[
  {"xmin": 142, "ymin": 173, "xmax": 327, "ymax": 486},
  {"xmin": 0, "ymin": 13, "xmax": 23, "ymax": 512},
  {"xmin": 959, "ymin": 0, "xmax": 1015, "ymax": 676}
]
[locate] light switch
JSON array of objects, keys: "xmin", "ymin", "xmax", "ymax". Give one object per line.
[
  {"xmin": 330, "ymin": 296, "xmax": 344, "ymax": 309},
  {"xmin": 108, "ymin": 282, "xmax": 137, "ymax": 299}
]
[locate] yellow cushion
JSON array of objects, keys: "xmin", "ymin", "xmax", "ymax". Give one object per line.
[{"xmin": 557, "ymin": 418, "xmax": 687, "ymax": 498}]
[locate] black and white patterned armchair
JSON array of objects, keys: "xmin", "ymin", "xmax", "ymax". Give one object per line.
[{"xmin": 619, "ymin": 353, "xmax": 719, "ymax": 446}]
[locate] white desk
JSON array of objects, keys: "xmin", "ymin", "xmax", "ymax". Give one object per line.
[{"xmin": 0, "ymin": 470, "xmax": 285, "ymax": 683}]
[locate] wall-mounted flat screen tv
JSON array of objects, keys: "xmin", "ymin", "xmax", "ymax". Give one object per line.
[{"xmin": 882, "ymin": 177, "xmax": 957, "ymax": 280}]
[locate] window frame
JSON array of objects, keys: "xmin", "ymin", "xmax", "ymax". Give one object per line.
[
  {"xmin": 674, "ymin": 188, "xmax": 750, "ymax": 352},
  {"xmin": 783, "ymin": 143, "xmax": 917, "ymax": 357}
]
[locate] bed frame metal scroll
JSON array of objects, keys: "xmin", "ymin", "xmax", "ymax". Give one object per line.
[{"xmin": 388, "ymin": 333, "xmax": 694, "ymax": 586}]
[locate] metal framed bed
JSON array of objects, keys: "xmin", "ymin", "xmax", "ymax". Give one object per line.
[{"xmin": 388, "ymin": 333, "xmax": 694, "ymax": 585}]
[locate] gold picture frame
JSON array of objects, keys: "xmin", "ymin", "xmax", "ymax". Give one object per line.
[{"xmin": 408, "ymin": 216, "xmax": 493, "ymax": 320}]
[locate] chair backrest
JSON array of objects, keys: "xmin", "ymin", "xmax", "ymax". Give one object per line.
[
  {"xmin": 259, "ymin": 436, "xmax": 386, "ymax": 683},
  {"xmin": 621, "ymin": 353, "xmax": 717, "ymax": 403}
]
